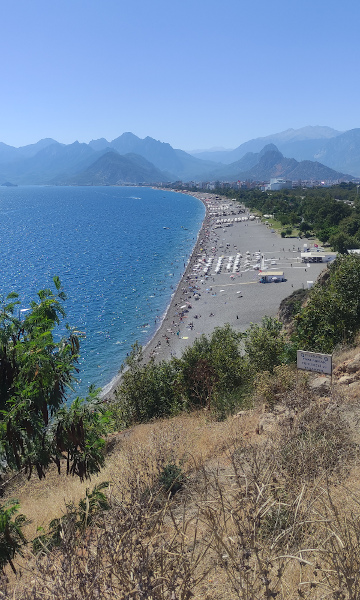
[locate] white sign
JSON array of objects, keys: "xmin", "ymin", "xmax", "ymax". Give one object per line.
[{"xmin": 297, "ymin": 350, "xmax": 332, "ymax": 375}]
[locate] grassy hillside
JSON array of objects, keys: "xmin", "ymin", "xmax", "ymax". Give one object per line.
[{"xmin": 3, "ymin": 342, "xmax": 360, "ymax": 599}]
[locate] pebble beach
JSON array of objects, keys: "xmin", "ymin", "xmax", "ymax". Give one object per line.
[{"xmin": 102, "ymin": 193, "xmax": 327, "ymax": 398}]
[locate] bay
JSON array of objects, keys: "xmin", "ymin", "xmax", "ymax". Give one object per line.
[{"xmin": 0, "ymin": 186, "xmax": 205, "ymax": 399}]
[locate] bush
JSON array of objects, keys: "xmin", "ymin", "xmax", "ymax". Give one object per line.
[
  {"xmin": 253, "ymin": 364, "xmax": 296, "ymax": 408},
  {"xmin": 116, "ymin": 326, "xmax": 249, "ymax": 424},
  {"xmin": 176, "ymin": 324, "xmax": 248, "ymax": 413},
  {"xmin": 0, "ymin": 501, "xmax": 27, "ymax": 573},
  {"xmin": 244, "ymin": 316, "xmax": 287, "ymax": 374},
  {"xmin": 32, "ymin": 482, "xmax": 110, "ymax": 554},
  {"xmin": 115, "ymin": 343, "xmax": 182, "ymax": 426},
  {"xmin": 295, "ymin": 254, "xmax": 360, "ymax": 352},
  {"xmin": 158, "ymin": 462, "xmax": 185, "ymax": 496}
]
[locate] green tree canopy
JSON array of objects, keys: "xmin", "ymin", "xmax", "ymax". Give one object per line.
[
  {"xmin": 176, "ymin": 324, "xmax": 246, "ymax": 411},
  {"xmin": 0, "ymin": 277, "xmax": 110, "ymax": 480},
  {"xmin": 295, "ymin": 254, "xmax": 360, "ymax": 352},
  {"xmin": 244, "ymin": 316, "xmax": 287, "ymax": 373}
]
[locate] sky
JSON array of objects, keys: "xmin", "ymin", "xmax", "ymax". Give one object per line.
[{"xmin": 1, "ymin": 0, "xmax": 360, "ymax": 151}]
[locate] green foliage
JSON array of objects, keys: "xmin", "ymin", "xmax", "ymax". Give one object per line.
[
  {"xmin": 158, "ymin": 462, "xmax": 185, "ymax": 496},
  {"xmin": 299, "ymin": 221, "xmax": 312, "ymax": 235},
  {"xmin": 222, "ymin": 184, "xmax": 360, "ymax": 250},
  {"xmin": 0, "ymin": 278, "xmax": 83, "ymax": 478},
  {"xmin": 176, "ymin": 323, "xmax": 247, "ymax": 413},
  {"xmin": 0, "ymin": 501, "xmax": 27, "ymax": 573},
  {"xmin": 115, "ymin": 343, "xmax": 182, "ymax": 426},
  {"xmin": 33, "ymin": 482, "xmax": 110, "ymax": 554},
  {"xmin": 114, "ymin": 325, "xmax": 248, "ymax": 424},
  {"xmin": 244, "ymin": 316, "xmax": 287, "ymax": 373},
  {"xmin": 53, "ymin": 390, "xmax": 112, "ymax": 481},
  {"xmin": 295, "ymin": 254, "xmax": 360, "ymax": 352},
  {"xmin": 0, "ymin": 278, "xmax": 109, "ymax": 482}
]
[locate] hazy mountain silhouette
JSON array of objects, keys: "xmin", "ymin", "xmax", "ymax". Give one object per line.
[{"xmin": 0, "ymin": 127, "xmax": 357, "ymax": 184}]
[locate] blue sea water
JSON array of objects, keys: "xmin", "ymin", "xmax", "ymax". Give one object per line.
[{"xmin": 0, "ymin": 186, "xmax": 205, "ymax": 398}]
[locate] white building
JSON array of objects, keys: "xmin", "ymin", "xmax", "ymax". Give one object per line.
[{"xmin": 266, "ymin": 178, "xmax": 293, "ymax": 191}]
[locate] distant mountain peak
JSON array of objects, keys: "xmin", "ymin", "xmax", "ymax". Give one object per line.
[
  {"xmin": 0, "ymin": 127, "xmax": 358, "ymax": 184},
  {"xmin": 258, "ymin": 143, "xmax": 281, "ymax": 158}
]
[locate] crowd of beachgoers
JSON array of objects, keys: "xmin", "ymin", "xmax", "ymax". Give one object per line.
[{"xmin": 103, "ymin": 193, "xmax": 327, "ymax": 397}]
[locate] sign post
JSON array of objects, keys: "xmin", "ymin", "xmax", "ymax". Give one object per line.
[{"xmin": 297, "ymin": 350, "xmax": 332, "ymax": 381}]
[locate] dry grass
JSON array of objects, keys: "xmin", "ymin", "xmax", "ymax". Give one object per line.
[
  {"xmin": 2, "ymin": 346, "xmax": 360, "ymax": 599},
  {"xmin": 2, "ymin": 412, "xmax": 256, "ymax": 541}
]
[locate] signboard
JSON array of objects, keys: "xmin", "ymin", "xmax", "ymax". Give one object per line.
[{"xmin": 297, "ymin": 350, "xmax": 332, "ymax": 375}]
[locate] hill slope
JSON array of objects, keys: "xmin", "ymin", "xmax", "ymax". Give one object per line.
[
  {"xmin": 68, "ymin": 151, "xmax": 171, "ymax": 185},
  {"xmin": 192, "ymin": 126, "xmax": 341, "ymax": 164},
  {"xmin": 212, "ymin": 145, "xmax": 350, "ymax": 181}
]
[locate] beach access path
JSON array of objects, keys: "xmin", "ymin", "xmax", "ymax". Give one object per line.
[{"xmin": 102, "ymin": 193, "xmax": 327, "ymax": 398}]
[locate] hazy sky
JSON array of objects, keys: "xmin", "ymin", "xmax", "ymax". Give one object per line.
[{"xmin": 1, "ymin": 0, "xmax": 359, "ymax": 150}]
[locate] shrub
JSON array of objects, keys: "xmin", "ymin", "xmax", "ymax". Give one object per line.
[
  {"xmin": 295, "ymin": 254, "xmax": 360, "ymax": 352},
  {"xmin": 158, "ymin": 462, "xmax": 185, "ymax": 496},
  {"xmin": 0, "ymin": 501, "xmax": 27, "ymax": 573},
  {"xmin": 177, "ymin": 324, "xmax": 247, "ymax": 412},
  {"xmin": 32, "ymin": 482, "xmax": 110, "ymax": 554},
  {"xmin": 115, "ymin": 343, "xmax": 182, "ymax": 426},
  {"xmin": 244, "ymin": 316, "xmax": 287, "ymax": 374},
  {"xmin": 253, "ymin": 364, "xmax": 295, "ymax": 408}
]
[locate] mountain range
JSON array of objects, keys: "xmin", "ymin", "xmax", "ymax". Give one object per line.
[
  {"xmin": 0, "ymin": 126, "xmax": 358, "ymax": 186},
  {"xmin": 191, "ymin": 126, "xmax": 360, "ymax": 176}
]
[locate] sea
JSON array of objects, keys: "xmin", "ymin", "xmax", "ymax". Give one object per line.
[{"xmin": 0, "ymin": 186, "xmax": 205, "ymax": 400}]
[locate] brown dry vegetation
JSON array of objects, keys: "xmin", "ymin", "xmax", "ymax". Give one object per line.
[{"xmin": 2, "ymin": 348, "xmax": 360, "ymax": 599}]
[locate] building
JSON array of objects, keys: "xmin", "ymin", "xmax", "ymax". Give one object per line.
[
  {"xmin": 300, "ymin": 252, "xmax": 337, "ymax": 263},
  {"xmin": 259, "ymin": 271, "xmax": 285, "ymax": 283},
  {"xmin": 267, "ymin": 178, "xmax": 293, "ymax": 191}
]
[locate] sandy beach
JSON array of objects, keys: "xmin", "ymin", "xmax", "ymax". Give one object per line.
[{"xmin": 101, "ymin": 193, "xmax": 327, "ymax": 399}]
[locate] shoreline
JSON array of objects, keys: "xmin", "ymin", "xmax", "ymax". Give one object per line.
[
  {"xmin": 100, "ymin": 191, "xmax": 208, "ymax": 398},
  {"xmin": 101, "ymin": 192, "xmax": 327, "ymax": 400},
  {"xmin": 140, "ymin": 191, "xmax": 210, "ymax": 362}
]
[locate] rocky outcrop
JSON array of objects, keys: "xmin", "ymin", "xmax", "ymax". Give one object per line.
[
  {"xmin": 334, "ymin": 352, "xmax": 360, "ymax": 383},
  {"xmin": 308, "ymin": 376, "xmax": 332, "ymax": 395},
  {"xmin": 277, "ymin": 288, "xmax": 309, "ymax": 332},
  {"xmin": 256, "ymin": 405, "xmax": 295, "ymax": 434}
]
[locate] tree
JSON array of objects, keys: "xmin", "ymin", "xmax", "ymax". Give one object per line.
[
  {"xmin": 299, "ymin": 221, "xmax": 312, "ymax": 236},
  {"xmin": 177, "ymin": 324, "xmax": 246, "ymax": 412},
  {"xmin": 295, "ymin": 254, "xmax": 360, "ymax": 352},
  {"xmin": 0, "ymin": 277, "xmax": 110, "ymax": 480},
  {"xmin": 115, "ymin": 343, "xmax": 182, "ymax": 426},
  {"xmin": 53, "ymin": 391, "xmax": 111, "ymax": 480},
  {"xmin": 0, "ymin": 501, "xmax": 27, "ymax": 574},
  {"xmin": 0, "ymin": 278, "xmax": 114, "ymax": 574},
  {"xmin": 244, "ymin": 316, "xmax": 286, "ymax": 373}
]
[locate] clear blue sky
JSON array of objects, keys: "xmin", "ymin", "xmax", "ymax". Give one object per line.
[{"xmin": 1, "ymin": 0, "xmax": 359, "ymax": 150}]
